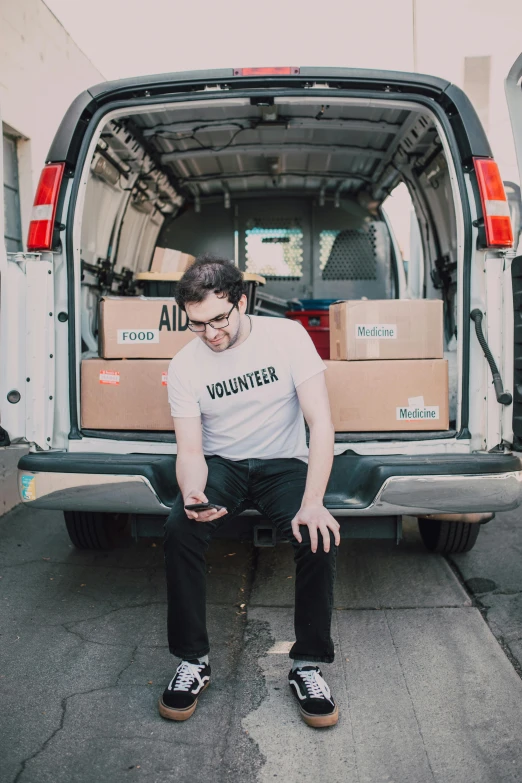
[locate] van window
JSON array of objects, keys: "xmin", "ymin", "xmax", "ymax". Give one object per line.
[
  {"xmin": 245, "ymin": 223, "xmax": 303, "ymax": 278},
  {"xmin": 3, "ymin": 132, "xmax": 23, "ymax": 252}
]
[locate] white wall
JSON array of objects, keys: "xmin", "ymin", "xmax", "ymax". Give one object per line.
[
  {"xmin": 0, "ymin": 0, "xmax": 104, "ymax": 243},
  {"xmin": 0, "ymin": 0, "xmax": 105, "ymax": 516},
  {"xmin": 415, "ymin": 0, "xmax": 521, "ymax": 184}
]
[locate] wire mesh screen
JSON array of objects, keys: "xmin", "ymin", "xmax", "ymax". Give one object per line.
[
  {"xmin": 320, "ymin": 226, "xmax": 377, "ymax": 281},
  {"xmin": 319, "ymin": 230, "xmax": 339, "ymax": 269},
  {"xmin": 245, "ymin": 219, "xmax": 303, "ymax": 278}
]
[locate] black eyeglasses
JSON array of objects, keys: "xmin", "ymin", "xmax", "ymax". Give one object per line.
[{"xmin": 187, "ymin": 303, "xmax": 237, "ymax": 333}]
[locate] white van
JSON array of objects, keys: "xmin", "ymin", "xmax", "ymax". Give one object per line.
[{"xmin": 2, "ymin": 60, "xmax": 522, "ymax": 554}]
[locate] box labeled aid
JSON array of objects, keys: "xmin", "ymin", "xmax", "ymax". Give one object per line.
[
  {"xmin": 329, "ymin": 300, "xmax": 443, "ymax": 360},
  {"xmin": 99, "ymin": 296, "xmax": 195, "ymax": 358},
  {"xmin": 324, "ymin": 359, "xmax": 449, "ymax": 431}
]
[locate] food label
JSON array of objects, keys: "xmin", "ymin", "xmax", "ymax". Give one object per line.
[
  {"xmin": 162, "ymin": 372, "xmax": 168, "ymax": 386},
  {"xmin": 117, "ymin": 329, "xmax": 159, "ymax": 344},
  {"xmin": 356, "ymin": 324, "xmax": 397, "ymax": 339}
]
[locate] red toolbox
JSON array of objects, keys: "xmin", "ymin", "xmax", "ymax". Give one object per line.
[{"xmin": 285, "ymin": 310, "xmax": 330, "ymax": 359}]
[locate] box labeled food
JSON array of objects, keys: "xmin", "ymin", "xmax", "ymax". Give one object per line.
[
  {"xmin": 150, "ymin": 246, "xmax": 195, "ymax": 274},
  {"xmin": 81, "ymin": 359, "xmax": 173, "ymax": 430},
  {"xmin": 99, "ymin": 296, "xmax": 195, "ymax": 358},
  {"xmin": 329, "ymin": 300, "xmax": 443, "ymax": 360},
  {"xmin": 324, "ymin": 359, "xmax": 449, "ymax": 431}
]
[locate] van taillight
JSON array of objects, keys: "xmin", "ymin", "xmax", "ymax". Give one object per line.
[
  {"xmin": 473, "ymin": 158, "xmax": 513, "ymax": 248},
  {"xmin": 27, "ymin": 163, "xmax": 65, "ymax": 251}
]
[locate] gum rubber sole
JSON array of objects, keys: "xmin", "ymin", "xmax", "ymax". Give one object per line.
[
  {"xmin": 158, "ymin": 681, "xmax": 210, "ymax": 721},
  {"xmin": 300, "ymin": 703, "xmax": 339, "ymax": 728}
]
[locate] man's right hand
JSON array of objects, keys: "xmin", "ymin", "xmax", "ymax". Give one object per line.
[{"xmin": 183, "ymin": 489, "xmax": 228, "ymax": 522}]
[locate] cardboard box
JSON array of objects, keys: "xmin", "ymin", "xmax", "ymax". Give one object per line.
[
  {"xmin": 99, "ymin": 296, "xmax": 195, "ymax": 358},
  {"xmin": 329, "ymin": 300, "xmax": 443, "ymax": 361},
  {"xmin": 81, "ymin": 359, "xmax": 173, "ymax": 430},
  {"xmin": 324, "ymin": 359, "xmax": 449, "ymax": 431},
  {"xmin": 151, "ymin": 247, "xmax": 195, "ymax": 274}
]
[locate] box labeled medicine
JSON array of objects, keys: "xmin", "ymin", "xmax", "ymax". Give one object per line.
[
  {"xmin": 329, "ymin": 300, "xmax": 443, "ymax": 360},
  {"xmin": 99, "ymin": 296, "xmax": 195, "ymax": 358},
  {"xmin": 324, "ymin": 359, "xmax": 449, "ymax": 431}
]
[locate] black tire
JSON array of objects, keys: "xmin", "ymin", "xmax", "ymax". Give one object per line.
[
  {"xmin": 417, "ymin": 518, "xmax": 481, "ymax": 554},
  {"xmin": 64, "ymin": 511, "xmax": 130, "ymax": 550}
]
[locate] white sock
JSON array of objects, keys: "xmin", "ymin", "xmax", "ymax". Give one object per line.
[
  {"xmin": 183, "ymin": 654, "xmax": 209, "ymax": 666},
  {"xmin": 292, "ymin": 659, "xmax": 320, "ymax": 671}
]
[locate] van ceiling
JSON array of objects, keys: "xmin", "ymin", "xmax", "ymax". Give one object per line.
[{"xmin": 101, "ymin": 100, "xmax": 438, "ymax": 208}]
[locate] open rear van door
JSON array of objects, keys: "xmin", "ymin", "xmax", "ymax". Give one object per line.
[{"xmin": 506, "ymin": 52, "xmax": 522, "ymax": 448}]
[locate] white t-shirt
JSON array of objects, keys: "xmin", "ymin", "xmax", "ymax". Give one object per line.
[{"xmin": 167, "ymin": 315, "xmax": 326, "ymax": 463}]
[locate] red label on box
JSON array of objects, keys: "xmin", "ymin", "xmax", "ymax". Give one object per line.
[{"xmin": 99, "ymin": 370, "xmax": 120, "ymax": 385}]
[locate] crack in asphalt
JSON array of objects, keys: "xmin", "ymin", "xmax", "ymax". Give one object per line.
[
  {"xmin": 9, "ymin": 680, "xmax": 200, "ymax": 783},
  {"xmin": 115, "ymin": 645, "xmax": 140, "ymax": 686},
  {"xmin": 62, "ymin": 600, "xmax": 167, "ymax": 630},
  {"xmin": 6, "ymin": 543, "xmax": 261, "ymax": 783}
]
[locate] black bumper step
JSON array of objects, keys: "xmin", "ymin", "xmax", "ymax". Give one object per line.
[{"xmin": 18, "ymin": 451, "xmax": 522, "ymax": 510}]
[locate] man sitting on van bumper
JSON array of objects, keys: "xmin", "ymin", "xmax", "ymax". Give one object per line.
[{"xmin": 160, "ymin": 254, "xmax": 340, "ymax": 728}]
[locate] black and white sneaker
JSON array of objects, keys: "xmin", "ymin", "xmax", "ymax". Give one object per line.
[
  {"xmin": 158, "ymin": 660, "xmax": 211, "ymax": 721},
  {"xmin": 288, "ymin": 666, "xmax": 339, "ymax": 727}
]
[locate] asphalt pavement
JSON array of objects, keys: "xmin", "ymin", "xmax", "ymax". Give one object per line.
[{"xmin": 1, "ymin": 502, "xmax": 522, "ymax": 782}]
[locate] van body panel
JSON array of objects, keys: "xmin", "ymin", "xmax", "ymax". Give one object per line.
[
  {"xmin": 0, "ymin": 255, "xmax": 55, "ymax": 449},
  {"xmin": 506, "ymin": 52, "xmax": 522, "ymax": 449},
  {"xmin": 4, "ymin": 65, "xmax": 520, "ymax": 525},
  {"xmin": 46, "ymin": 91, "xmax": 98, "ymax": 168},
  {"xmin": 0, "ymin": 254, "xmax": 29, "ymax": 443}
]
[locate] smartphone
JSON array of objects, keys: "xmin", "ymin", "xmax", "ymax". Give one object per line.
[{"xmin": 184, "ymin": 502, "xmax": 224, "ymax": 512}]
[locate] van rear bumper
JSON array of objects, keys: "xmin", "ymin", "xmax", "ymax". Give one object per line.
[{"xmin": 17, "ymin": 451, "xmax": 522, "ymax": 517}]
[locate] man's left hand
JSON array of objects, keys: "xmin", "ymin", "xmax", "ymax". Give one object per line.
[{"xmin": 291, "ymin": 503, "xmax": 341, "ymax": 553}]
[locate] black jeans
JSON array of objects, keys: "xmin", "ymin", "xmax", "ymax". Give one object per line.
[{"xmin": 163, "ymin": 455, "xmax": 337, "ymax": 664}]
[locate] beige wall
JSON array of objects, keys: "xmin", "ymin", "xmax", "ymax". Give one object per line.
[
  {"xmin": 0, "ymin": 0, "xmax": 104, "ymax": 244},
  {"xmin": 0, "ymin": 0, "xmax": 104, "ymax": 515},
  {"xmin": 415, "ymin": 0, "xmax": 521, "ymax": 184}
]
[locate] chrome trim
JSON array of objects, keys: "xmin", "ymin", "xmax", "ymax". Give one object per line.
[
  {"xmin": 362, "ymin": 472, "xmax": 522, "ymax": 516},
  {"xmin": 18, "ymin": 471, "xmax": 170, "ymax": 514},
  {"xmin": 18, "ymin": 469, "xmax": 522, "ymax": 516}
]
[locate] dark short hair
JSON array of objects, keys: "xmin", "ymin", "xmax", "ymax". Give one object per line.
[{"xmin": 175, "ymin": 253, "xmax": 246, "ymax": 311}]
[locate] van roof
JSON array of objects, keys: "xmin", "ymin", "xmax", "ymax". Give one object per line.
[{"xmin": 47, "ymin": 66, "xmax": 492, "ymax": 168}]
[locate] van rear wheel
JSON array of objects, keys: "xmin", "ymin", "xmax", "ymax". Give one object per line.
[
  {"xmin": 64, "ymin": 511, "xmax": 130, "ymax": 550},
  {"xmin": 417, "ymin": 518, "xmax": 480, "ymax": 554}
]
